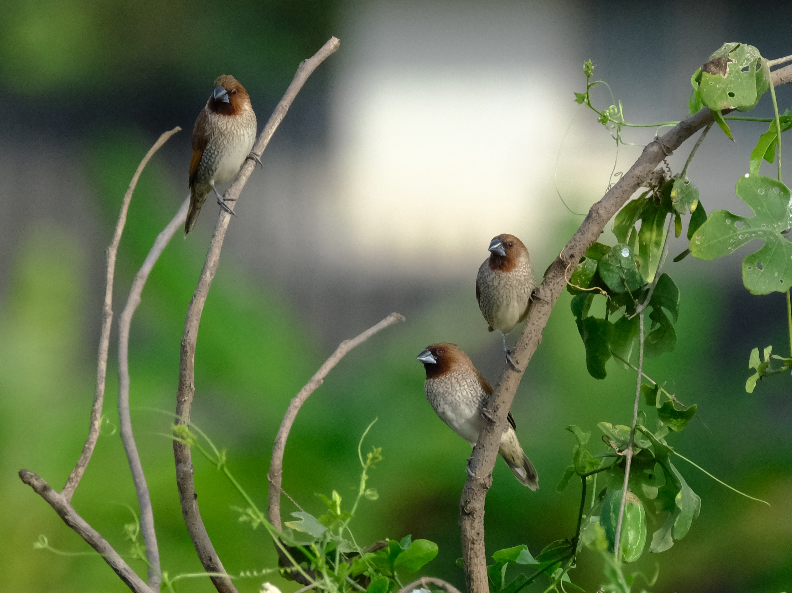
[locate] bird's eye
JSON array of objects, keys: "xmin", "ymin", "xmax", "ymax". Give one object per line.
[
  {"xmin": 436, "ymin": 347, "xmax": 445, "ymax": 356},
  {"xmin": 507, "ymin": 241, "xmax": 514, "ymax": 247}
]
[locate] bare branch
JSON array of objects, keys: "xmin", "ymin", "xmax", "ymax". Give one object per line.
[
  {"xmin": 117, "ymin": 197, "xmax": 190, "ymax": 590},
  {"xmin": 19, "ymin": 469, "xmax": 156, "ymax": 593},
  {"xmin": 267, "ymin": 312, "xmax": 406, "ymax": 530},
  {"xmin": 458, "ymin": 66, "xmax": 792, "ymax": 592},
  {"xmin": 174, "ymin": 37, "xmax": 340, "ymax": 593},
  {"xmin": 396, "ymin": 577, "xmax": 463, "ymax": 593},
  {"xmin": 62, "ymin": 127, "xmax": 181, "ymax": 502}
]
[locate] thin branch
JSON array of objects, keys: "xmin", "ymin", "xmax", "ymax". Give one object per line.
[
  {"xmin": 396, "ymin": 577, "xmax": 463, "ymax": 593},
  {"xmin": 613, "ymin": 311, "xmax": 644, "ymax": 559},
  {"xmin": 174, "ymin": 37, "xmax": 340, "ymax": 593},
  {"xmin": 19, "ymin": 470, "xmax": 156, "ymax": 593},
  {"xmin": 62, "ymin": 127, "xmax": 181, "ymax": 502},
  {"xmin": 118, "ymin": 196, "xmax": 190, "ymax": 590},
  {"xmin": 458, "ymin": 65, "xmax": 792, "ymax": 593},
  {"xmin": 267, "ymin": 312, "xmax": 405, "ymax": 530}
]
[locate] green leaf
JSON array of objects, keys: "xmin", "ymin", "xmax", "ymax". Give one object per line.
[
  {"xmin": 649, "ymin": 274, "xmax": 680, "ymax": 323},
  {"xmin": 637, "ymin": 194, "xmax": 673, "ymax": 283},
  {"xmin": 650, "ymin": 511, "xmax": 675, "ymax": 553},
  {"xmin": 598, "ymin": 423, "xmax": 651, "ymax": 450},
  {"xmin": 574, "ymin": 92, "xmax": 587, "ymax": 104},
  {"xmin": 670, "ymin": 176, "xmax": 700, "ymax": 215},
  {"xmin": 599, "ymin": 244, "xmax": 645, "ymax": 293},
  {"xmin": 610, "ymin": 314, "xmax": 639, "ymax": 366},
  {"xmin": 613, "ymin": 196, "xmax": 650, "ymax": 244},
  {"xmin": 570, "ymin": 292, "xmax": 594, "ymax": 321},
  {"xmin": 637, "ymin": 428, "xmax": 701, "ymax": 550},
  {"xmin": 284, "ymin": 512, "xmax": 326, "ymax": 538},
  {"xmin": 499, "ymin": 574, "xmax": 531, "ymax": 593},
  {"xmin": 567, "ymin": 257, "xmax": 598, "ymax": 294},
  {"xmin": 557, "ymin": 466, "xmax": 576, "ymax": 492},
  {"xmin": 657, "ymin": 400, "xmax": 697, "ymax": 432},
  {"xmin": 750, "ymin": 112, "xmax": 792, "ymax": 175},
  {"xmin": 668, "ymin": 462, "xmax": 701, "ymax": 539},
  {"xmin": 536, "ymin": 540, "xmax": 574, "ymax": 564},
  {"xmin": 487, "ymin": 560, "xmax": 508, "ymax": 591},
  {"xmin": 746, "ymin": 345, "xmax": 772, "ymax": 393},
  {"xmin": 393, "ymin": 539, "xmax": 438, "ymax": 573},
  {"xmin": 689, "ymin": 68, "xmax": 704, "ymax": 114},
  {"xmin": 688, "ymin": 201, "xmax": 708, "ymax": 239},
  {"xmin": 580, "ymin": 316, "xmax": 613, "ymax": 380},
  {"xmin": 568, "ymin": 425, "xmax": 601, "ymax": 475},
  {"xmin": 492, "ymin": 544, "xmax": 528, "ymax": 564},
  {"xmin": 712, "ymin": 109, "xmax": 734, "ymax": 141},
  {"xmin": 690, "ymin": 174, "xmax": 792, "ymax": 295},
  {"xmin": 645, "ymin": 307, "xmax": 677, "ymax": 358},
  {"xmin": 365, "ymin": 576, "xmax": 391, "ymax": 593},
  {"xmin": 642, "ymin": 383, "xmax": 659, "ymax": 407},
  {"xmin": 585, "ymin": 242, "xmax": 613, "ymax": 260},
  {"xmin": 698, "ymin": 43, "xmax": 768, "ymax": 111}
]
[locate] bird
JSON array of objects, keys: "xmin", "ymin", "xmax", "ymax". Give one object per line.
[
  {"xmin": 417, "ymin": 342, "xmax": 538, "ymax": 489},
  {"xmin": 185, "ymin": 75, "xmax": 259, "ymax": 234},
  {"xmin": 476, "ymin": 233, "xmax": 537, "ymax": 365}
]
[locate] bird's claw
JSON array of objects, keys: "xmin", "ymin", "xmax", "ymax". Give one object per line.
[
  {"xmin": 506, "ymin": 350, "xmax": 521, "ymax": 371},
  {"xmin": 247, "ymin": 151, "xmax": 263, "ymax": 168},
  {"xmin": 481, "ymin": 408, "xmax": 494, "ymax": 423},
  {"xmin": 217, "ymin": 196, "xmax": 237, "ymax": 216}
]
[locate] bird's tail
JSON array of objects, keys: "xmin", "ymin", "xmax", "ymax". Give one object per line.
[
  {"xmin": 499, "ymin": 429, "xmax": 539, "ymax": 490},
  {"xmin": 185, "ymin": 191, "xmax": 205, "ymax": 235}
]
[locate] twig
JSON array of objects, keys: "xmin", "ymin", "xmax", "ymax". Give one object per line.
[
  {"xmin": 613, "ymin": 311, "xmax": 644, "ymax": 559},
  {"xmin": 118, "ymin": 196, "xmax": 189, "ymax": 590},
  {"xmin": 267, "ymin": 312, "xmax": 405, "ymax": 530},
  {"xmin": 396, "ymin": 577, "xmax": 463, "ymax": 593},
  {"xmin": 457, "ymin": 65, "xmax": 792, "ymax": 593},
  {"xmin": 62, "ymin": 127, "xmax": 181, "ymax": 502},
  {"xmin": 19, "ymin": 470, "xmax": 156, "ymax": 593},
  {"xmin": 174, "ymin": 37, "xmax": 340, "ymax": 593}
]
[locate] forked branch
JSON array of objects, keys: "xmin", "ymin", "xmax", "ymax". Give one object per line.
[{"xmin": 173, "ymin": 37, "xmax": 340, "ymax": 593}]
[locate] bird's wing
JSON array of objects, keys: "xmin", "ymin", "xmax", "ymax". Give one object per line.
[{"xmin": 189, "ymin": 109, "xmax": 210, "ymax": 187}]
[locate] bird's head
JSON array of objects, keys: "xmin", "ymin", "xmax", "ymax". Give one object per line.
[
  {"xmin": 487, "ymin": 233, "xmax": 529, "ymax": 272},
  {"xmin": 208, "ymin": 75, "xmax": 251, "ymax": 115},
  {"xmin": 417, "ymin": 343, "xmax": 466, "ymax": 380}
]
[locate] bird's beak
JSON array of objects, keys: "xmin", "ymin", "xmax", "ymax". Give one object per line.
[
  {"xmin": 488, "ymin": 238, "xmax": 506, "ymax": 257},
  {"xmin": 417, "ymin": 349, "xmax": 437, "ymax": 364},
  {"xmin": 213, "ymin": 86, "xmax": 230, "ymax": 103}
]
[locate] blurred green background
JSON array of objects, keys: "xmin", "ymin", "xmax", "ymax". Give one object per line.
[{"xmin": 1, "ymin": 1, "xmax": 791, "ymax": 592}]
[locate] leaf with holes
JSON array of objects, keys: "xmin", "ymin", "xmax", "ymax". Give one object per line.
[
  {"xmin": 695, "ymin": 43, "xmax": 769, "ymax": 112},
  {"xmin": 690, "ymin": 174, "xmax": 792, "ymax": 295}
]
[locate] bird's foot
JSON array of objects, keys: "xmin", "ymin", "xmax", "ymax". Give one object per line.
[
  {"xmin": 216, "ymin": 195, "xmax": 237, "ymax": 216},
  {"xmin": 506, "ymin": 349, "xmax": 522, "ymax": 371},
  {"xmin": 247, "ymin": 151, "xmax": 263, "ymax": 167},
  {"xmin": 480, "ymin": 408, "xmax": 494, "ymax": 423}
]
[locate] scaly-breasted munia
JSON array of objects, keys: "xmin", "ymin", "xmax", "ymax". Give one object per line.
[
  {"xmin": 476, "ymin": 233, "xmax": 537, "ymax": 363},
  {"xmin": 417, "ymin": 342, "xmax": 538, "ymax": 489},
  {"xmin": 185, "ymin": 75, "xmax": 258, "ymax": 234}
]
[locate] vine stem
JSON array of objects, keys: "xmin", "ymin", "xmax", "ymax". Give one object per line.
[
  {"xmin": 765, "ymin": 59, "xmax": 783, "ymax": 183},
  {"xmin": 787, "ymin": 291, "xmax": 792, "ymax": 359},
  {"xmin": 681, "ymin": 123, "xmax": 713, "ymax": 178},
  {"xmin": 613, "ymin": 310, "xmax": 644, "ymax": 560}
]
